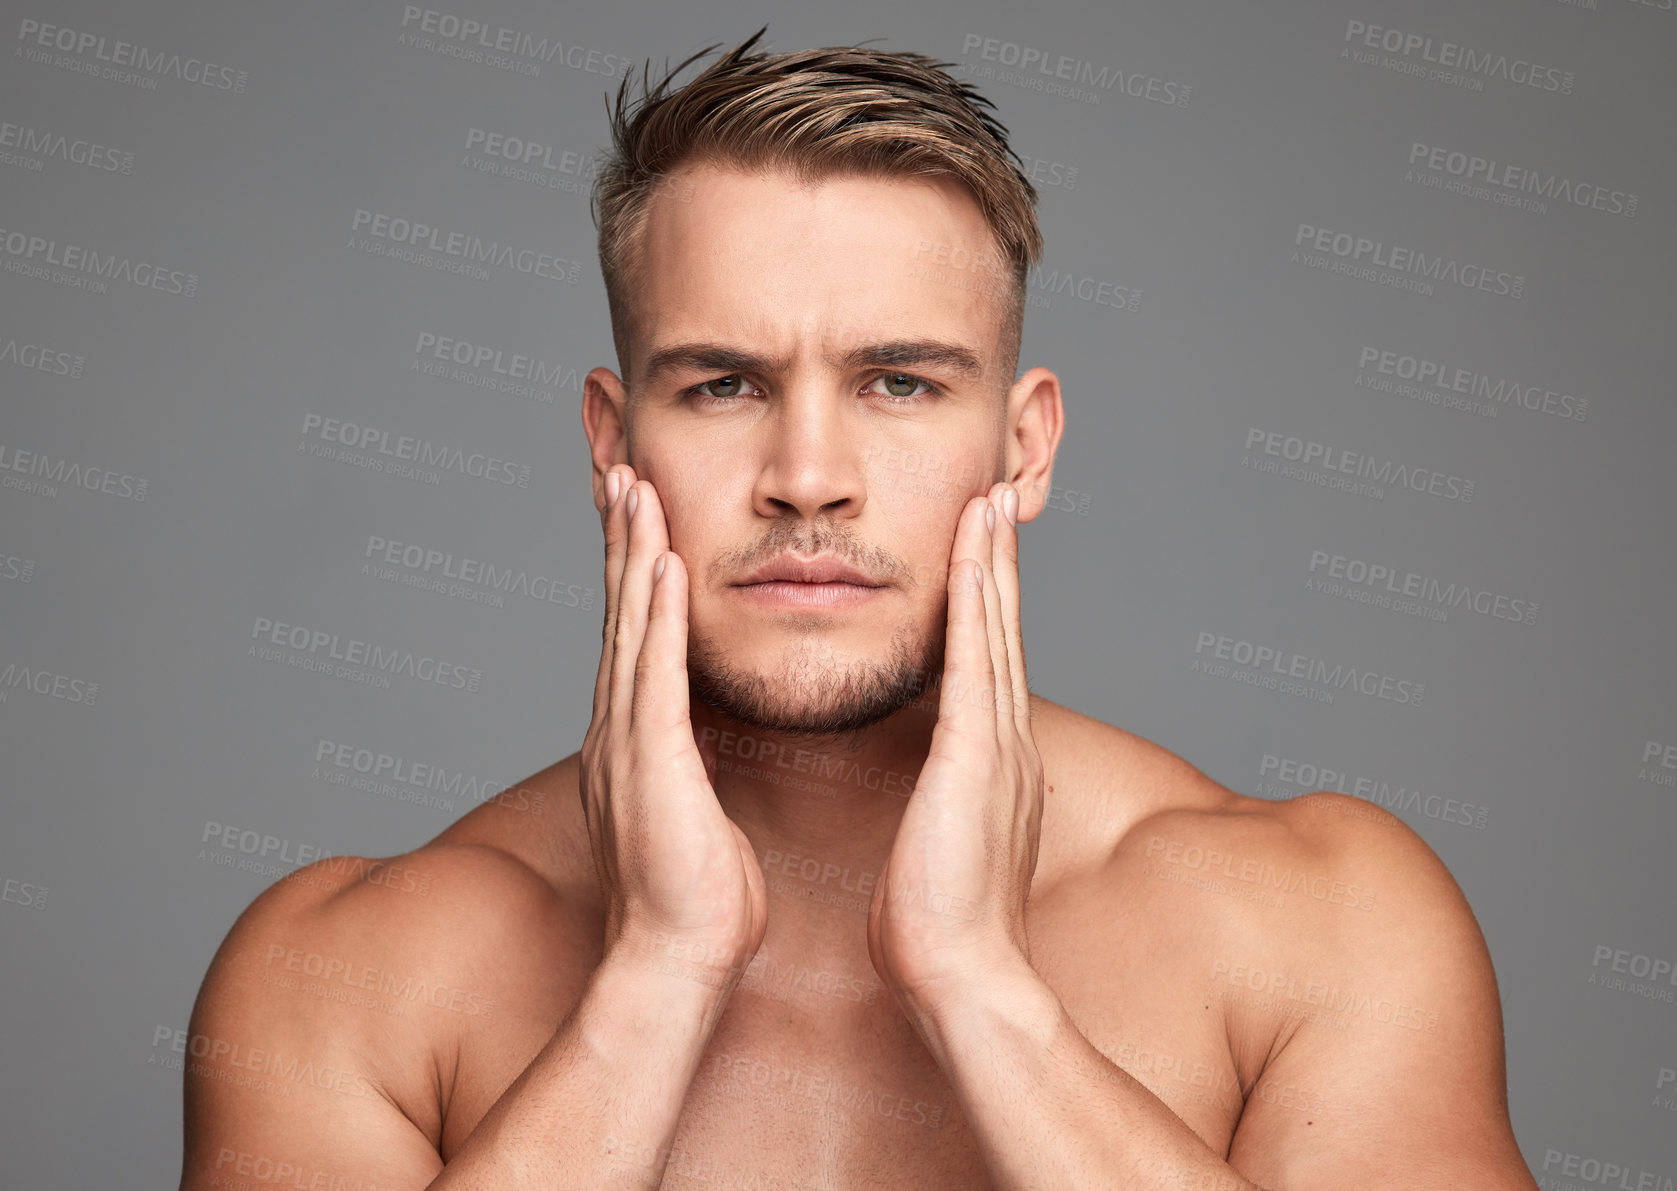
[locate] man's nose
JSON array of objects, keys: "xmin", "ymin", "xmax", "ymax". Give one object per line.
[{"xmin": 752, "ymin": 388, "xmax": 868, "ymax": 519}]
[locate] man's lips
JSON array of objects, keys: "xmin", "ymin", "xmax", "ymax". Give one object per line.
[{"xmin": 733, "ymin": 555, "xmax": 885, "ymax": 587}]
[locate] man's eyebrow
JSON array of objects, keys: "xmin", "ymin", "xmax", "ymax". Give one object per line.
[
  {"xmin": 836, "ymin": 339, "xmax": 986, "ymax": 379},
  {"xmin": 642, "ymin": 343, "xmax": 783, "ymax": 387},
  {"xmin": 640, "ymin": 339, "xmax": 986, "ymax": 386}
]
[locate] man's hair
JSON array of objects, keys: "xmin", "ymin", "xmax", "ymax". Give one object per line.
[{"xmin": 591, "ymin": 25, "xmax": 1044, "ymax": 387}]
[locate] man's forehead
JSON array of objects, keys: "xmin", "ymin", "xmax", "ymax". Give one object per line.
[{"xmin": 628, "ymin": 165, "xmax": 1011, "ymax": 385}]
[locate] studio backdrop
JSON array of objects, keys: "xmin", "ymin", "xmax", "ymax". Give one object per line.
[{"xmin": 0, "ymin": 0, "xmax": 1673, "ymax": 1186}]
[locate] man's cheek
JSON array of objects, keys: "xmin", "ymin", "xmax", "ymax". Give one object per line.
[{"xmin": 907, "ymin": 560, "xmax": 950, "ymax": 592}]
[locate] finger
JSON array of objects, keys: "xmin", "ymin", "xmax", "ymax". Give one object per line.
[
  {"xmin": 632, "ymin": 547, "xmax": 699, "ymax": 770},
  {"xmin": 976, "ymin": 487, "xmax": 1011, "ymax": 732},
  {"xmin": 989, "ymin": 483, "xmax": 1030, "ymax": 730},
  {"xmin": 609, "ymin": 478, "xmax": 671, "ymax": 729},
  {"xmin": 591, "ymin": 464, "xmax": 637, "ymax": 728},
  {"xmin": 938, "ymin": 497, "xmax": 998, "ymax": 747}
]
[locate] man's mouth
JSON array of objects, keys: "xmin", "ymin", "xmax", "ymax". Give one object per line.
[{"xmin": 733, "ymin": 554, "xmax": 888, "ymax": 607}]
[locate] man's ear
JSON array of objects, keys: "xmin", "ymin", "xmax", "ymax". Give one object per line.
[
  {"xmin": 1004, "ymin": 366, "xmax": 1066, "ymax": 523},
  {"xmin": 582, "ymin": 366, "xmax": 630, "ymax": 514}
]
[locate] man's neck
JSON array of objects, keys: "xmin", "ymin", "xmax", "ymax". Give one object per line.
[{"xmin": 689, "ymin": 695, "xmax": 940, "ymax": 895}]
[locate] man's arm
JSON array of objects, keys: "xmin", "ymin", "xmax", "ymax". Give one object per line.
[
  {"xmin": 179, "ymin": 846, "xmax": 739, "ymax": 1191},
  {"xmin": 1222, "ymin": 793, "xmax": 1538, "ymax": 1190},
  {"xmin": 182, "ymin": 465, "xmax": 768, "ymax": 1189},
  {"xmin": 898, "ymin": 795, "xmax": 1539, "ymax": 1191}
]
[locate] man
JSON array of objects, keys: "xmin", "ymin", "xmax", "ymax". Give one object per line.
[{"xmin": 180, "ymin": 27, "xmax": 1539, "ymax": 1190}]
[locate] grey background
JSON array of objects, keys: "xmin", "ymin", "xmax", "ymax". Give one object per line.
[{"xmin": 1, "ymin": 0, "xmax": 1673, "ymax": 1186}]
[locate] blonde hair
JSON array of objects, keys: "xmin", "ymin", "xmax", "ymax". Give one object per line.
[{"xmin": 591, "ymin": 25, "xmax": 1044, "ymax": 384}]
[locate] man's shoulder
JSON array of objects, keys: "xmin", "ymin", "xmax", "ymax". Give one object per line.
[
  {"xmin": 207, "ymin": 833, "xmax": 597, "ymax": 1010},
  {"xmin": 1036, "ymin": 697, "xmax": 1475, "ymax": 955},
  {"xmin": 190, "ymin": 839, "xmax": 596, "ymax": 1103}
]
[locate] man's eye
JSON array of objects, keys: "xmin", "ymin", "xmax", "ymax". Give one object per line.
[
  {"xmin": 684, "ymin": 372, "xmax": 938, "ymax": 403},
  {"xmin": 689, "ymin": 374, "xmax": 751, "ymax": 400},
  {"xmin": 868, "ymin": 373, "xmax": 938, "ymax": 401}
]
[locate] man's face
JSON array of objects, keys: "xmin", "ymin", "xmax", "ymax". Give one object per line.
[{"xmin": 609, "ymin": 162, "xmax": 1021, "ymax": 738}]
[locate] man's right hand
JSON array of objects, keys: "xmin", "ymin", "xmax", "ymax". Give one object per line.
[
  {"xmin": 179, "ymin": 462, "xmax": 768, "ymax": 1191},
  {"xmin": 581, "ymin": 464, "xmax": 768, "ymax": 984}
]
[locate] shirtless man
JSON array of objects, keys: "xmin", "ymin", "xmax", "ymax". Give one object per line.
[{"xmin": 179, "ymin": 29, "xmax": 1540, "ymax": 1191}]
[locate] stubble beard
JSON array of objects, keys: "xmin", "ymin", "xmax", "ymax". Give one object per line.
[{"xmin": 687, "ymin": 615, "xmax": 943, "ymax": 742}]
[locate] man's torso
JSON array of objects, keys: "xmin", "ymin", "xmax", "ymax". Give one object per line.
[{"xmin": 264, "ymin": 697, "xmax": 1360, "ymax": 1189}]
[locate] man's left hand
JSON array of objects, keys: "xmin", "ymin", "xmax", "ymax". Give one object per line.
[{"xmin": 867, "ymin": 482, "xmax": 1046, "ymax": 1016}]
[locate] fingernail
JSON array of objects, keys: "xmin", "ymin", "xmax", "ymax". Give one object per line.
[
  {"xmin": 985, "ymin": 503, "xmax": 996, "ymax": 533},
  {"xmin": 627, "ymin": 487, "xmax": 639, "ymax": 519},
  {"xmin": 1003, "ymin": 486, "xmax": 1018, "ymax": 525},
  {"xmin": 605, "ymin": 471, "xmax": 621, "ymax": 507},
  {"xmin": 654, "ymin": 553, "xmax": 667, "ymax": 583}
]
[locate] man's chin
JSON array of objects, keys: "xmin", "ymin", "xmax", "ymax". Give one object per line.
[{"xmin": 687, "ymin": 626, "xmax": 941, "ymax": 740}]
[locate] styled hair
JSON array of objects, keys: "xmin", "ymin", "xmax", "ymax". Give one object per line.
[{"xmin": 591, "ymin": 25, "xmax": 1044, "ymax": 386}]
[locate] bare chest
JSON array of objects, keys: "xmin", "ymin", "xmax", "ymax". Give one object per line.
[{"xmin": 436, "ymin": 880, "xmax": 1253, "ymax": 1187}]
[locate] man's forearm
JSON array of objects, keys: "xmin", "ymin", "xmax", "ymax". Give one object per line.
[
  {"xmin": 430, "ymin": 945, "xmax": 739, "ymax": 1190},
  {"xmin": 907, "ymin": 963, "xmax": 1264, "ymax": 1191}
]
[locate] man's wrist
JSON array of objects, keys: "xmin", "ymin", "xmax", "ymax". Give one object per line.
[
  {"xmin": 901, "ymin": 954, "xmax": 1063, "ymax": 1067},
  {"xmin": 583, "ymin": 940, "xmax": 744, "ymax": 1057}
]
